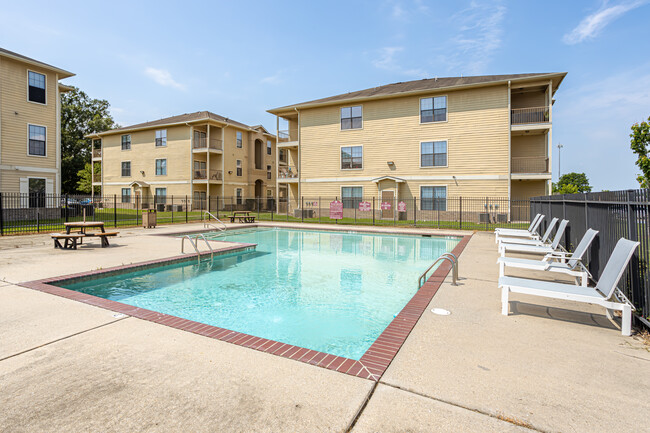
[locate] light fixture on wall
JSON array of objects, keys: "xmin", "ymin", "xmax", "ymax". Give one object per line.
[
  {"xmin": 228, "ymin": 170, "xmax": 233, "ymax": 175},
  {"xmin": 140, "ymin": 170, "xmax": 145, "ymax": 176},
  {"xmin": 387, "ymin": 161, "xmax": 395, "ymax": 166}
]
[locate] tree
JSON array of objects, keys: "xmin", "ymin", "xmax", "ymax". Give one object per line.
[
  {"xmin": 61, "ymin": 87, "xmax": 117, "ymax": 193},
  {"xmin": 76, "ymin": 163, "xmax": 101, "ymax": 195},
  {"xmin": 630, "ymin": 116, "xmax": 650, "ymax": 188},
  {"xmin": 552, "ymin": 172, "xmax": 592, "ymax": 194}
]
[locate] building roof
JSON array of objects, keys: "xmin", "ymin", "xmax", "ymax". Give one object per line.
[
  {"xmin": 95, "ymin": 111, "xmax": 255, "ymax": 136},
  {"xmin": 268, "ymin": 72, "xmax": 566, "ymax": 114},
  {"xmin": 0, "ymin": 47, "xmax": 74, "ymax": 79}
]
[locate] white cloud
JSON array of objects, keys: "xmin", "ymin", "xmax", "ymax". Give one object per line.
[
  {"xmin": 372, "ymin": 46, "xmax": 427, "ymax": 78},
  {"xmin": 563, "ymin": 1, "xmax": 648, "ymax": 44},
  {"xmin": 144, "ymin": 67, "xmax": 185, "ymax": 90},
  {"xmin": 260, "ymin": 73, "xmax": 282, "ymax": 85},
  {"xmin": 392, "ymin": 3, "xmax": 406, "ymax": 20}
]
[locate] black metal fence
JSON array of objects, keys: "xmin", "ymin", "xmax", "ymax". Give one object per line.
[
  {"xmin": 0, "ymin": 192, "xmax": 531, "ymax": 235},
  {"xmin": 531, "ymin": 189, "xmax": 650, "ymax": 328}
]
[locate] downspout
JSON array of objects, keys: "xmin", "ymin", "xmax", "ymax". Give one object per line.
[
  {"xmin": 507, "ymin": 80, "xmax": 512, "ymax": 220},
  {"xmin": 222, "ymin": 123, "xmax": 228, "ymax": 198},
  {"xmin": 295, "ymin": 107, "xmax": 300, "ymax": 209},
  {"xmin": 186, "ymin": 122, "xmax": 193, "ymax": 204}
]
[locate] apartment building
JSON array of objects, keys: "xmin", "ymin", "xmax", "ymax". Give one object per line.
[
  {"xmin": 0, "ymin": 47, "xmax": 74, "ymax": 200},
  {"xmin": 88, "ymin": 111, "xmax": 277, "ymax": 208},
  {"xmin": 268, "ymin": 73, "xmax": 565, "ymax": 218}
]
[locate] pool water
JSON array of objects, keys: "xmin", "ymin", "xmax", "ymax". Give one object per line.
[{"xmin": 61, "ymin": 228, "xmax": 460, "ymax": 360}]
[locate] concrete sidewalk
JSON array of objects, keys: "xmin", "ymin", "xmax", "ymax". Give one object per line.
[{"xmin": 1, "ymin": 224, "xmax": 648, "ymax": 432}]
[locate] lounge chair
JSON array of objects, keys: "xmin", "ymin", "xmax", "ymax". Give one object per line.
[
  {"xmin": 495, "ymin": 214, "xmax": 544, "ymax": 242},
  {"xmin": 497, "ymin": 217, "xmax": 558, "ymax": 247},
  {"xmin": 499, "ymin": 219, "xmax": 568, "ymax": 257},
  {"xmin": 497, "ymin": 229, "xmax": 599, "ymax": 286},
  {"xmin": 499, "ymin": 238, "xmax": 639, "ymax": 335}
]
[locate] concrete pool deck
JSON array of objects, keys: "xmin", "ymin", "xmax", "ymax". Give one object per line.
[{"xmin": 1, "ymin": 222, "xmax": 649, "ymax": 432}]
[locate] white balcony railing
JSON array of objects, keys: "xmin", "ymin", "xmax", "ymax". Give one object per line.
[
  {"xmin": 193, "ymin": 137, "xmax": 223, "ymax": 150},
  {"xmin": 92, "ymin": 148, "xmax": 101, "ymax": 158},
  {"xmin": 193, "ymin": 169, "xmax": 223, "ymax": 180},
  {"xmin": 278, "ymin": 166, "xmax": 298, "ymax": 179},
  {"xmin": 511, "ymin": 106, "xmax": 550, "ymax": 125}
]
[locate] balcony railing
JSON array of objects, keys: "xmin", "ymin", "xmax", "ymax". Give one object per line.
[
  {"xmin": 278, "ymin": 166, "xmax": 299, "ymax": 179},
  {"xmin": 511, "ymin": 106, "xmax": 549, "ymax": 125},
  {"xmin": 92, "ymin": 148, "xmax": 102, "ymax": 158},
  {"xmin": 193, "ymin": 137, "xmax": 223, "ymax": 150},
  {"xmin": 278, "ymin": 130, "xmax": 298, "ymax": 143},
  {"xmin": 92, "ymin": 173, "xmax": 101, "ymax": 182},
  {"xmin": 511, "ymin": 156, "xmax": 549, "ymax": 174},
  {"xmin": 193, "ymin": 169, "xmax": 223, "ymax": 181}
]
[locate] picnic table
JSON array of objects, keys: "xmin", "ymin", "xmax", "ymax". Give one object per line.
[
  {"xmin": 53, "ymin": 221, "xmax": 118, "ymax": 249},
  {"xmin": 64, "ymin": 221, "xmax": 106, "ymax": 235},
  {"xmin": 229, "ymin": 211, "xmax": 256, "ymax": 223}
]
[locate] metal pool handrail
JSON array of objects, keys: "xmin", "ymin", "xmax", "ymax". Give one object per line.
[
  {"xmin": 196, "ymin": 233, "xmax": 214, "ymax": 261},
  {"xmin": 181, "ymin": 234, "xmax": 214, "ymax": 263},
  {"xmin": 203, "ymin": 211, "xmax": 226, "ymax": 233},
  {"xmin": 418, "ymin": 253, "xmax": 459, "ymax": 289}
]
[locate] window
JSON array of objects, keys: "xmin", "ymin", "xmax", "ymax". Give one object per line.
[
  {"xmin": 236, "ymin": 131, "xmax": 242, "ymax": 148},
  {"xmin": 420, "ymin": 96, "xmax": 447, "ymax": 123},
  {"xmin": 421, "ymin": 186, "xmax": 446, "ymax": 211},
  {"xmin": 236, "ymin": 160, "xmax": 242, "ymax": 176},
  {"xmin": 267, "ymin": 189, "xmax": 273, "ymax": 197},
  {"xmin": 28, "ymin": 71, "xmax": 46, "ymax": 104},
  {"xmin": 194, "ymin": 191, "xmax": 206, "ymax": 208},
  {"xmin": 121, "ymin": 188, "xmax": 131, "ymax": 203},
  {"xmin": 28, "ymin": 125, "xmax": 46, "ymax": 156},
  {"xmin": 121, "ymin": 135, "xmax": 131, "ymax": 150},
  {"xmin": 341, "ymin": 106, "xmax": 362, "ymax": 130},
  {"xmin": 421, "ymin": 141, "xmax": 447, "ymax": 167},
  {"xmin": 155, "ymin": 188, "xmax": 167, "ymax": 204},
  {"xmin": 342, "ymin": 187, "xmax": 363, "ymax": 209},
  {"xmin": 279, "ymin": 149, "xmax": 286, "ymax": 163},
  {"xmin": 341, "ymin": 146, "xmax": 363, "ymax": 170},
  {"xmin": 194, "ymin": 160, "xmax": 206, "ymax": 179},
  {"xmin": 28, "ymin": 178, "xmax": 46, "ymax": 208},
  {"xmin": 267, "ymin": 140, "xmax": 272, "ymax": 155},
  {"xmin": 121, "ymin": 161, "xmax": 131, "ymax": 177},
  {"xmin": 155, "ymin": 130, "xmax": 167, "ymax": 147},
  {"xmin": 155, "ymin": 158, "xmax": 167, "ymax": 176},
  {"xmin": 267, "ymin": 165, "xmax": 272, "ymax": 180},
  {"xmin": 236, "ymin": 188, "xmax": 243, "ymax": 205}
]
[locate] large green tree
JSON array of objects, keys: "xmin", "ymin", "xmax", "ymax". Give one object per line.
[
  {"xmin": 630, "ymin": 116, "xmax": 650, "ymax": 188},
  {"xmin": 76, "ymin": 162, "xmax": 101, "ymax": 194},
  {"xmin": 61, "ymin": 87, "xmax": 116, "ymax": 193},
  {"xmin": 553, "ymin": 172, "xmax": 592, "ymax": 194}
]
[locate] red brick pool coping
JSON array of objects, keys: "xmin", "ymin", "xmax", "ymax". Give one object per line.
[{"xmin": 20, "ymin": 232, "xmax": 472, "ymax": 382}]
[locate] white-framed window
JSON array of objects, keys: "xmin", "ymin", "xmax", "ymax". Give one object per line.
[
  {"xmin": 121, "ymin": 161, "xmax": 131, "ymax": 177},
  {"xmin": 28, "ymin": 124, "xmax": 46, "ymax": 156},
  {"xmin": 420, "ymin": 141, "xmax": 447, "ymax": 167},
  {"xmin": 28, "ymin": 178, "xmax": 46, "ymax": 208},
  {"xmin": 341, "ymin": 146, "xmax": 363, "ymax": 170},
  {"xmin": 236, "ymin": 159, "xmax": 242, "ymax": 176},
  {"xmin": 421, "ymin": 186, "xmax": 447, "ymax": 211},
  {"xmin": 420, "ymin": 96, "xmax": 447, "ymax": 123},
  {"xmin": 28, "ymin": 71, "xmax": 46, "ymax": 104},
  {"xmin": 342, "ymin": 186, "xmax": 363, "ymax": 209},
  {"xmin": 267, "ymin": 164, "xmax": 272, "ymax": 180},
  {"xmin": 267, "ymin": 140, "xmax": 272, "ymax": 155},
  {"xmin": 155, "ymin": 187, "xmax": 167, "ymax": 204},
  {"xmin": 121, "ymin": 188, "xmax": 131, "ymax": 203},
  {"xmin": 236, "ymin": 131, "xmax": 243, "ymax": 148},
  {"xmin": 236, "ymin": 188, "xmax": 243, "ymax": 204},
  {"xmin": 121, "ymin": 135, "xmax": 131, "ymax": 150},
  {"xmin": 341, "ymin": 106, "xmax": 362, "ymax": 130},
  {"xmin": 155, "ymin": 158, "xmax": 167, "ymax": 176},
  {"xmin": 155, "ymin": 129, "xmax": 167, "ymax": 147}
]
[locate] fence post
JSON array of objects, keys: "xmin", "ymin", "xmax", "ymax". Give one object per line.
[
  {"xmin": 65, "ymin": 194, "xmax": 69, "ymax": 223},
  {"xmin": 136, "ymin": 194, "xmax": 140, "ymax": 227},
  {"xmin": 171, "ymin": 195, "xmax": 174, "ymax": 223},
  {"xmin": 372, "ymin": 196, "xmax": 375, "ymax": 226},
  {"xmin": 354, "ymin": 198, "xmax": 357, "ymax": 225},
  {"xmin": 413, "ymin": 197, "xmax": 417, "ymax": 227},
  {"xmin": 459, "ymin": 196, "xmax": 463, "ymax": 230},
  {"xmin": 258, "ymin": 196, "xmax": 261, "ymax": 221},
  {"xmin": 185, "ymin": 195, "xmax": 188, "ymax": 223},
  {"xmin": 0, "ymin": 192, "xmax": 3, "ymax": 235},
  {"xmin": 485, "ymin": 197, "xmax": 489, "ymax": 231},
  {"xmin": 335, "ymin": 196, "xmax": 337, "ymax": 224},
  {"xmin": 301, "ymin": 196, "xmax": 304, "ymax": 223},
  {"xmin": 37, "ymin": 211, "xmax": 40, "ymax": 233},
  {"xmin": 113, "ymin": 195, "xmax": 117, "ymax": 227},
  {"xmin": 318, "ymin": 197, "xmax": 321, "ymax": 223},
  {"xmin": 393, "ymin": 197, "xmax": 396, "ymax": 226}
]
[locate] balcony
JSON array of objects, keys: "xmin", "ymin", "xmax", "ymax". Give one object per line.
[
  {"xmin": 511, "ymin": 106, "xmax": 549, "ymax": 125},
  {"xmin": 278, "ymin": 165, "xmax": 298, "ymax": 182},
  {"xmin": 193, "ymin": 137, "xmax": 223, "ymax": 151},
  {"xmin": 511, "ymin": 156, "xmax": 549, "ymax": 176},
  {"xmin": 193, "ymin": 169, "xmax": 223, "ymax": 181},
  {"xmin": 92, "ymin": 173, "xmax": 101, "ymax": 183},
  {"xmin": 92, "ymin": 148, "xmax": 102, "ymax": 159},
  {"xmin": 278, "ymin": 130, "xmax": 299, "ymax": 146}
]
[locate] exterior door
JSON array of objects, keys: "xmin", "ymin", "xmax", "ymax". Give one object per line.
[{"xmin": 381, "ymin": 190, "xmax": 394, "ymax": 219}]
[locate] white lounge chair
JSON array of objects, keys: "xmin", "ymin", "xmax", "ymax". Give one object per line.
[
  {"xmin": 495, "ymin": 214, "xmax": 544, "ymax": 242},
  {"xmin": 497, "ymin": 229, "xmax": 599, "ymax": 286},
  {"xmin": 497, "ymin": 217, "xmax": 558, "ymax": 247},
  {"xmin": 499, "ymin": 219, "xmax": 568, "ymax": 257},
  {"xmin": 499, "ymin": 238, "xmax": 639, "ymax": 335}
]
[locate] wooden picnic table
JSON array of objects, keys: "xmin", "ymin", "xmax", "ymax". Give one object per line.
[
  {"xmin": 64, "ymin": 221, "xmax": 106, "ymax": 235},
  {"xmin": 229, "ymin": 211, "xmax": 256, "ymax": 223}
]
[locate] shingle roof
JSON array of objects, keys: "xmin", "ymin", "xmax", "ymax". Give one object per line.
[
  {"xmin": 0, "ymin": 47, "xmax": 74, "ymax": 78},
  {"xmin": 102, "ymin": 111, "xmax": 252, "ymax": 135},
  {"xmin": 268, "ymin": 72, "xmax": 566, "ymax": 113}
]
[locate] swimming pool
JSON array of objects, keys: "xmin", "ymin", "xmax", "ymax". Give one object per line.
[{"xmin": 60, "ymin": 227, "xmax": 460, "ymax": 360}]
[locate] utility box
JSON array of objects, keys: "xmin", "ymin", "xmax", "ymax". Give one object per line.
[{"xmin": 143, "ymin": 209, "xmax": 157, "ymax": 228}]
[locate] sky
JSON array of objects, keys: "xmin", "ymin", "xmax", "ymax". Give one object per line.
[{"xmin": 1, "ymin": 0, "xmax": 649, "ymax": 191}]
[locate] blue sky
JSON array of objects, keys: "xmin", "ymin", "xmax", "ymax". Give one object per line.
[{"xmin": 1, "ymin": 0, "xmax": 649, "ymax": 191}]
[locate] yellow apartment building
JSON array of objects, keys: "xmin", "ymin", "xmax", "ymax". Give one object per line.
[
  {"xmin": 88, "ymin": 111, "xmax": 277, "ymax": 210},
  {"xmin": 0, "ymin": 47, "xmax": 74, "ymax": 203},
  {"xmin": 268, "ymin": 73, "xmax": 565, "ymax": 220}
]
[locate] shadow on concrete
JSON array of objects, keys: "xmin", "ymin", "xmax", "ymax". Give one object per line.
[{"xmin": 510, "ymin": 301, "xmax": 618, "ymax": 330}]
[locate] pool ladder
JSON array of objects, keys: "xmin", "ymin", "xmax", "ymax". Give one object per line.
[
  {"xmin": 181, "ymin": 234, "xmax": 214, "ymax": 263},
  {"xmin": 417, "ymin": 253, "xmax": 459, "ymax": 289},
  {"xmin": 203, "ymin": 211, "xmax": 227, "ymax": 236}
]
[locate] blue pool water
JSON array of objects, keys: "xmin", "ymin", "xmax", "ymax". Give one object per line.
[{"xmin": 61, "ymin": 228, "xmax": 460, "ymax": 360}]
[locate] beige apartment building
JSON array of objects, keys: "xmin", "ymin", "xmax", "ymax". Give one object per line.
[
  {"xmin": 0, "ymin": 47, "xmax": 74, "ymax": 202},
  {"xmin": 268, "ymin": 73, "xmax": 565, "ymax": 219},
  {"xmin": 88, "ymin": 111, "xmax": 277, "ymax": 209}
]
